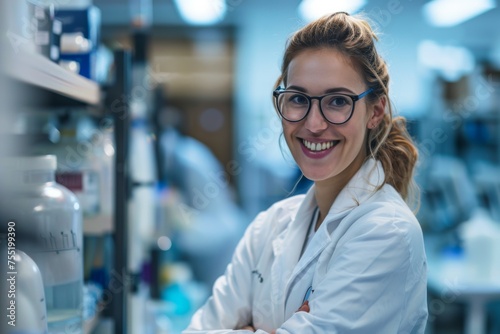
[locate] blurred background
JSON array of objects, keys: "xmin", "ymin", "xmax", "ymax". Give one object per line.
[{"xmin": 0, "ymin": 0, "xmax": 499, "ymax": 334}]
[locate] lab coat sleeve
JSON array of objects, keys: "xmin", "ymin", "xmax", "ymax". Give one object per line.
[
  {"xmin": 278, "ymin": 215, "xmax": 428, "ymax": 334},
  {"xmin": 183, "ymin": 211, "xmax": 269, "ymax": 334}
]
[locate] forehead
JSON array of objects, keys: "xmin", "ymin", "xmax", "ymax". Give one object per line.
[{"xmin": 287, "ymin": 48, "xmax": 364, "ymax": 91}]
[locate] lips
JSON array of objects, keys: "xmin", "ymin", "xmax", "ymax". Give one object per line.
[{"xmin": 299, "ymin": 138, "xmax": 339, "ymax": 159}]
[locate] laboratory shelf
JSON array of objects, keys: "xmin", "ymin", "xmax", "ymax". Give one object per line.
[
  {"xmin": 3, "ymin": 49, "xmax": 132, "ymax": 334},
  {"xmin": 5, "ymin": 50, "xmax": 101, "ymax": 106}
]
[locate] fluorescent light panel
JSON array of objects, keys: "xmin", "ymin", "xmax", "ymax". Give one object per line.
[
  {"xmin": 299, "ymin": 0, "xmax": 367, "ymax": 22},
  {"xmin": 418, "ymin": 40, "xmax": 475, "ymax": 81},
  {"xmin": 423, "ymin": 0, "xmax": 496, "ymax": 27},
  {"xmin": 174, "ymin": 0, "xmax": 226, "ymax": 25}
]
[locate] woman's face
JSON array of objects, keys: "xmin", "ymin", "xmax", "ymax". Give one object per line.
[{"xmin": 282, "ymin": 48, "xmax": 384, "ymax": 185}]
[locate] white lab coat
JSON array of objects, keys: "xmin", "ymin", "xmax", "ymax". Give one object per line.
[{"xmin": 183, "ymin": 159, "xmax": 428, "ymax": 334}]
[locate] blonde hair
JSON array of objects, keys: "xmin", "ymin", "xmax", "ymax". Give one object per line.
[{"xmin": 275, "ymin": 12, "xmax": 419, "ymax": 204}]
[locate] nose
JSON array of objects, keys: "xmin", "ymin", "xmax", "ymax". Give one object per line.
[{"xmin": 304, "ymin": 100, "xmax": 328, "ymax": 133}]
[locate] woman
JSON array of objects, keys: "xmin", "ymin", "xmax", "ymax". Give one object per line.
[{"xmin": 183, "ymin": 12, "xmax": 428, "ymax": 334}]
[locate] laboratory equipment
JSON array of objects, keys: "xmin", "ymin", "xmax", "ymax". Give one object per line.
[
  {"xmin": 422, "ymin": 155, "xmax": 478, "ymax": 232},
  {"xmin": 473, "ymin": 162, "xmax": 500, "ymax": 222},
  {"xmin": 0, "ymin": 155, "xmax": 84, "ymax": 333},
  {"xmin": 460, "ymin": 208, "xmax": 500, "ymax": 282}
]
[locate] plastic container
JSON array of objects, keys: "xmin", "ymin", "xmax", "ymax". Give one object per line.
[
  {"xmin": 0, "ymin": 234, "xmax": 48, "ymax": 334},
  {"xmin": 129, "ymin": 118, "xmax": 158, "ymax": 272},
  {"xmin": 460, "ymin": 208, "xmax": 500, "ymax": 283},
  {"xmin": 31, "ymin": 115, "xmax": 102, "ymax": 218},
  {"xmin": 54, "ymin": 126, "xmax": 101, "ymax": 218},
  {"xmin": 0, "ymin": 155, "xmax": 84, "ymax": 333}
]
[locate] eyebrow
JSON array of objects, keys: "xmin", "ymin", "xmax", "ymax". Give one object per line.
[{"xmin": 286, "ymin": 85, "xmax": 356, "ymax": 95}]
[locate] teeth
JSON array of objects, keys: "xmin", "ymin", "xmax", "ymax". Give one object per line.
[{"xmin": 303, "ymin": 139, "xmax": 336, "ymax": 152}]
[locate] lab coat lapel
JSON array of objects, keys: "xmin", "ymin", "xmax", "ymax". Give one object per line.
[
  {"xmin": 282, "ymin": 214, "xmax": 335, "ymax": 318},
  {"xmin": 283, "ymin": 159, "xmax": 385, "ymax": 312},
  {"xmin": 325, "ymin": 158, "xmax": 384, "ymax": 219},
  {"xmin": 271, "ymin": 188, "xmax": 316, "ymax": 324}
]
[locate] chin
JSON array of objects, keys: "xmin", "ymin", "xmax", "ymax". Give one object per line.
[{"xmin": 301, "ymin": 169, "xmax": 335, "ymax": 182}]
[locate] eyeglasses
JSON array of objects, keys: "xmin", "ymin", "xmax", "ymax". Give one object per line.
[{"xmin": 273, "ymin": 87, "xmax": 373, "ymax": 125}]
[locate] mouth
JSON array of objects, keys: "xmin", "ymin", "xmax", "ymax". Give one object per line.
[{"xmin": 301, "ymin": 138, "xmax": 339, "ymax": 152}]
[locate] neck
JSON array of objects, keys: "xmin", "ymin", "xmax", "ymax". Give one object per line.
[
  {"xmin": 313, "ymin": 154, "xmax": 368, "ymax": 230},
  {"xmin": 313, "ymin": 180, "xmax": 343, "ymax": 230}
]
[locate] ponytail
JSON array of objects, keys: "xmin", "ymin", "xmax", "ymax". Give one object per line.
[{"xmin": 369, "ymin": 114, "xmax": 418, "ymax": 204}]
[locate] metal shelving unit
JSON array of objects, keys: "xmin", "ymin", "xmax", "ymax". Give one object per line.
[
  {"xmin": 4, "ymin": 48, "xmax": 132, "ymax": 334},
  {"xmin": 108, "ymin": 49, "xmax": 131, "ymax": 334},
  {"xmin": 6, "ymin": 50, "xmax": 101, "ymax": 106}
]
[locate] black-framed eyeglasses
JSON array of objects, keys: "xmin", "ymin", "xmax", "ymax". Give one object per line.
[{"xmin": 273, "ymin": 87, "xmax": 374, "ymax": 125}]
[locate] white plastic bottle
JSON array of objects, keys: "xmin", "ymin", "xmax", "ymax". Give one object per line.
[
  {"xmin": 0, "ymin": 155, "xmax": 84, "ymax": 334},
  {"xmin": 0, "ymin": 234, "xmax": 48, "ymax": 334},
  {"xmin": 54, "ymin": 122, "xmax": 101, "ymax": 218},
  {"xmin": 30, "ymin": 114, "xmax": 103, "ymax": 219},
  {"xmin": 461, "ymin": 209, "xmax": 500, "ymax": 283}
]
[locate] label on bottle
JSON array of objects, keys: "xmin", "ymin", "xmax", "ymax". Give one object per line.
[
  {"xmin": 56, "ymin": 170, "xmax": 100, "ymax": 216},
  {"xmin": 57, "ymin": 172, "xmax": 83, "ymax": 191}
]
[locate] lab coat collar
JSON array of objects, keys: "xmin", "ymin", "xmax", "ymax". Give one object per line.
[
  {"xmin": 274, "ymin": 158, "xmax": 385, "ymax": 317},
  {"xmin": 293, "ymin": 158, "xmax": 385, "ymax": 232},
  {"xmin": 290, "ymin": 158, "xmax": 384, "ymax": 271},
  {"xmin": 273, "ymin": 159, "xmax": 384, "ymax": 302},
  {"xmin": 272, "ymin": 158, "xmax": 384, "ymax": 261},
  {"xmin": 322, "ymin": 158, "xmax": 384, "ymax": 232}
]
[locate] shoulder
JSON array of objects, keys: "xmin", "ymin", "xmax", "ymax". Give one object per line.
[
  {"xmin": 341, "ymin": 184, "xmax": 425, "ymax": 263},
  {"xmin": 247, "ymin": 194, "xmax": 306, "ymax": 239},
  {"xmin": 348, "ymin": 184, "xmax": 420, "ymax": 233},
  {"xmin": 267, "ymin": 194, "xmax": 306, "ymax": 220},
  {"xmin": 237, "ymin": 194, "xmax": 307, "ymax": 264}
]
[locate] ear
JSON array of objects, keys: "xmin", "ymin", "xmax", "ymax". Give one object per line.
[{"xmin": 367, "ymin": 96, "xmax": 386, "ymax": 129}]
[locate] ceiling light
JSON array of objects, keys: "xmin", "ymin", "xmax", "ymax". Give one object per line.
[
  {"xmin": 174, "ymin": 0, "xmax": 226, "ymax": 25},
  {"xmin": 298, "ymin": 0, "xmax": 367, "ymax": 22},
  {"xmin": 418, "ymin": 40, "xmax": 475, "ymax": 81},
  {"xmin": 423, "ymin": 0, "xmax": 496, "ymax": 27}
]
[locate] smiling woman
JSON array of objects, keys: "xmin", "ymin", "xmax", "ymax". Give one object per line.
[
  {"xmin": 183, "ymin": 12, "xmax": 427, "ymax": 334},
  {"xmin": 276, "ymin": 48, "xmax": 382, "ymax": 193}
]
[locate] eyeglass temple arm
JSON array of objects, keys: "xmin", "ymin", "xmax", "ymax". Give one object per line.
[{"xmin": 353, "ymin": 88, "xmax": 374, "ymax": 101}]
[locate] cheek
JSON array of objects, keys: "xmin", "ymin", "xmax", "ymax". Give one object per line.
[
  {"xmin": 282, "ymin": 122, "xmax": 294, "ymax": 142},
  {"xmin": 342, "ymin": 123, "xmax": 368, "ymax": 149},
  {"xmin": 348, "ymin": 109, "xmax": 371, "ymax": 140}
]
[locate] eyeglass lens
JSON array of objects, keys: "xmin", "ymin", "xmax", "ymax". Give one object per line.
[{"xmin": 277, "ymin": 92, "xmax": 354, "ymax": 123}]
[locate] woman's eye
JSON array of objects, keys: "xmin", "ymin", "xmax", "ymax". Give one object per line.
[
  {"xmin": 289, "ymin": 94, "xmax": 308, "ymax": 105},
  {"xmin": 327, "ymin": 96, "xmax": 349, "ymax": 107}
]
